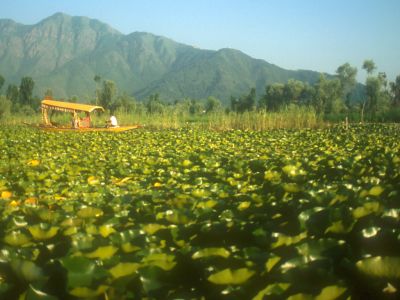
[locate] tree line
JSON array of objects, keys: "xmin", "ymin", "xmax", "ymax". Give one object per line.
[{"xmin": 1, "ymin": 59, "xmax": 399, "ymax": 122}]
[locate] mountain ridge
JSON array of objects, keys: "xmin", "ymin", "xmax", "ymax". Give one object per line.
[{"xmin": 0, "ymin": 12, "xmax": 325, "ymax": 104}]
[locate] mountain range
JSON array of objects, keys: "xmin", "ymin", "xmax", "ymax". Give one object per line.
[{"xmin": 0, "ymin": 13, "xmax": 330, "ymax": 104}]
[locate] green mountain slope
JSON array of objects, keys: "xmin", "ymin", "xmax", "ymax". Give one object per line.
[{"xmin": 0, "ymin": 13, "xmax": 324, "ymax": 104}]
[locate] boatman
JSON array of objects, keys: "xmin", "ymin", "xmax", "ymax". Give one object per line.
[{"xmin": 108, "ymin": 115, "xmax": 119, "ymax": 128}]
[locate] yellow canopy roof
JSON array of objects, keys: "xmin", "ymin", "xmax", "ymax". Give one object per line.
[{"xmin": 41, "ymin": 99, "xmax": 105, "ymax": 113}]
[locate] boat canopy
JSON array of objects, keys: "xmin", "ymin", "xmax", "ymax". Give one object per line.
[{"xmin": 41, "ymin": 97, "xmax": 105, "ymax": 126}]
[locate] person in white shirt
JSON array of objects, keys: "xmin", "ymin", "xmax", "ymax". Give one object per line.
[{"xmin": 108, "ymin": 115, "xmax": 119, "ymax": 127}]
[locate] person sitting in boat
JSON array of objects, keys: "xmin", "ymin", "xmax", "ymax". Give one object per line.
[
  {"xmin": 72, "ymin": 112, "xmax": 79, "ymax": 129},
  {"xmin": 106, "ymin": 115, "xmax": 119, "ymax": 128}
]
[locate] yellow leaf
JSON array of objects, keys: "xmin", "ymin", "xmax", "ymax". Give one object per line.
[
  {"xmin": 315, "ymin": 285, "xmax": 347, "ymax": 300},
  {"xmin": 266, "ymin": 256, "xmax": 281, "ymax": 272},
  {"xmin": 4, "ymin": 231, "xmax": 31, "ymax": 246},
  {"xmin": 208, "ymin": 268, "xmax": 255, "ymax": 285},
  {"xmin": 28, "ymin": 225, "xmax": 59, "ymax": 240},
  {"xmin": 192, "ymin": 247, "xmax": 231, "ymax": 259},
  {"xmin": 142, "ymin": 253, "xmax": 176, "ymax": 271},
  {"xmin": 109, "ymin": 262, "xmax": 140, "ymax": 279},
  {"xmin": 121, "ymin": 242, "xmax": 141, "ymax": 253},
  {"xmin": 142, "ymin": 223, "xmax": 166, "ymax": 235},
  {"xmin": 283, "ymin": 183, "xmax": 301, "ymax": 193},
  {"xmin": 69, "ymin": 285, "xmax": 108, "ymax": 298},
  {"xmin": 237, "ymin": 201, "xmax": 251, "ymax": 211},
  {"xmin": 99, "ymin": 224, "xmax": 116, "ymax": 238},
  {"xmin": 85, "ymin": 245, "xmax": 118, "ymax": 260},
  {"xmin": 369, "ymin": 186, "xmax": 384, "ymax": 196}
]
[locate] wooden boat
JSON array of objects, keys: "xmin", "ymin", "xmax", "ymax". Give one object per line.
[
  {"xmin": 33, "ymin": 97, "xmax": 141, "ymax": 132},
  {"xmin": 37, "ymin": 124, "xmax": 141, "ymax": 132}
]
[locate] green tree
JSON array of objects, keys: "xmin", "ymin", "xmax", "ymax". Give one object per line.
[
  {"xmin": 259, "ymin": 83, "xmax": 285, "ymax": 111},
  {"xmin": 336, "ymin": 63, "xmax": 357, "ymax": 106},
  {"xmin": 19, "ymin": 76, "xmax": 35, "ymax": 106},
  {"xmin": 0, "ymin": 75, "xmax": 4, "ymax": 92},
  {"xmin": 94, "ymin": 75, "xmax": 101, "ymax": 105},
  {"xmin": 361, "ymin": 60, "xmax": 389, "ymax": 120},
  {"xmin": 312, "ymin": 75, "xmax": 342, "ymax": 116},
  {"xmin": 284, "ymin": 79, "xmax": 304, "ymax": 105},
  {"xmin": 99, "ymin": 80, "xmax": 116, "ymax": 110},
  {"xmin": 6, "ymin": 84, "xmax": 19, "ymax": 104},
  {"xmin": 146, "ymin": 93, "xmax": 164, "ymax": 114},
  {"xmin": 205, "ymin": 96, "xmax": 222, "ymax": 113},
  {"xmin": 362, "ymin": 59, "xmax": 376, "ymax": 75},
  {"xmin": 390, "ymin": 75, "xmax": 400, "ymax": 106}
]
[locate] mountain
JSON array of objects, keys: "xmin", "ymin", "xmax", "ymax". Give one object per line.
[{"xmin": 0, "ymin": 13, "xmax": 325, "ymax": 104}]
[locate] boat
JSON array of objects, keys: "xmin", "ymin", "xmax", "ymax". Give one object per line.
[{"xmin": 32, "ymin": 96, "xmax": 141, "ymax": 132}]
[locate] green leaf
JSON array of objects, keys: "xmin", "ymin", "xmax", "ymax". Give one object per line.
[
  {"xmin": 60, "ymin": 256, "xmax": 96, "ymax": 288},
  {"xmin": 192, "ymin": 247, "xmax": 231, "ymax": 259},
  {"xmin": 271, "ymin": 232, "xmax": 307, "ymax": 249},
  {"xmin": 142, "ymin": 253, "xmax": 176, "ymax": 271},
  {"xmin": 77, "ymin": 206, "xmax": 103, "ymax": 218},
  {"xmin": 24, "ymin": 284, "xmax": 58, "ymax": 300},
  {"xmin": 85, "ymin": 245, "xmax": 118, "ymax": 260},
  {"xmin": 356, "ymin": 256, "xmax": 400, "ymax": 279},
  {"xmin": 28, "ymin": 224, "xmax": 59, "ymax": 240},
  {"xmin": 287, "ymin": 293, "xmax": 313, "ymax": 300},
  {"xmin": 109, "ymin": 262, "xmax": 140, "ymax": 279},
  {"xmin": 10, "ymin": 259, "xmax": 45, "ymax": 283},
  {"xmin": 265, "ymin": 256, "xmax": 281, "ymax": 272},
  {"xmin": 352, "ymin": 202, "xmax": 381, "ymax": 219},
  {"xmin": 4, "ymin": 230, "xmax": 31, "ymax": 246},
  {"xmin": 315, "ymin": 285, "xmax": 347, "ymax": 300},
  {"xmin": 324, "ymin": 220, "xmax": 355, "ymax": 234},
  {"xmin": 69, "ymin": 285, "xmax": 108, "ymax": 298},
  {"xmin": 253, "ymin": 283, "xmax": 290, "ymax": 300},
  {"xmin": 207, "ymin": 268, "xmax": 255, "ymax": 285}
]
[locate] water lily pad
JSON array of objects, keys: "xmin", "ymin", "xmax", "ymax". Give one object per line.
[
  {"xmin": 142, "ymin": 253, "xmax": 176, "ymax": 271},
  {"xmin": 4, "ymin": 230, "xmax": 31, "ymax": 246},
  {"xmin": 253, "ymin": 283, "xmax": 290, "ymax": 300},
  {"xmin": 207, "ymin": 268, "xmax": 255, "ymax": 285},
  {"xmin": 69, "ymin": 285, "xmax": 109, "ymax": 298},
  {"xmin": 356, "ymin": 256, "xmax": 400, "ymax": 279},
  {"xmin": 85, "ymin": 245, "xmax": 118, "ymax": 260},
  {"xmin": 192, "ymin": 247, "xmax": 231, "ymax": 259},
  {"xmin": 60, "ymin": 256, "xmax": 97, "ymax": 288},
  {"xmin": 315, "ymin": 285, "xmax": 347, "ymax": 300},
  {"xmin": 28, "ymin": 224, "xmax": 59, "ymax": 240},
  {"xmin": 10, "ymin": 259, "xmax": 45, "ymax": 283},
  {"xmin": 109, "ymin": 262, "xmax": 140, "ymax": 279},
  {"xmin": 77, "ymin": 207, "xmax": 103, "ymax": 218}
]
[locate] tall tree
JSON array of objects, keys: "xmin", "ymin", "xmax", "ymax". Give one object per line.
[
  {"xmin": 205, "ymin": 96, "xmax": 222, "ymax": 113},
  {"xmin": 0, "ymin": 75, "xmax": 4, "ymax": 92},
  {"xmin": 6, "ymin": 84, "xmax": 19, "ymax": 103},
  {"xmin": 362, "ymin": 59, "xmax": 376, "ymax": 75},
  {"xmin": 260, "ymin": 83, "xmax": 285, "ymax": 111},
  {"xmin": 99, "ymin": 80, "xmax": 116, "ymax": 110},
  {"xmin": 336, "ymin": 63, "xmax": 357, "ymax": 106},
  {"xmin": 390, "ymin": 75, "xmax": 400, "ymax": 106},
  {"xmin": 284, "ymin": 79, "xmax": 304, "ymax": 105},
  {"xmin": 19, "ymin": 76, "xmax": 35, "ymax": 106},
  {"xmin": 94, "ymin": 75, "xmax": 101, "ymax": 105}
]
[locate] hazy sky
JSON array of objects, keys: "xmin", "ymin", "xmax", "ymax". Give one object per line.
[{"xmin": 1, "ymin": 0, "xmax": 399, "ymax": 82}]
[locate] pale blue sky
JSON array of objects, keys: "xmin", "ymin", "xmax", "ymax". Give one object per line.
[{"xmin": 1, "ymin": 0, "xmax": 399, "ymax": 82}]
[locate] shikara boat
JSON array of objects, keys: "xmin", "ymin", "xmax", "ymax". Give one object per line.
[{"xmin": 33, "ymin": 97, "xmax": 140, "ymax": 132}]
